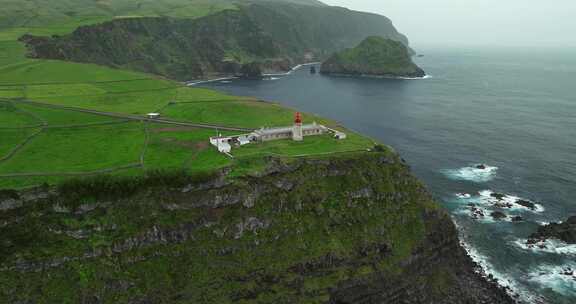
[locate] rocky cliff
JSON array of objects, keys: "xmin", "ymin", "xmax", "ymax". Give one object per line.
[
  {"xmin": 321, "ymin": 36, "xmax": 425, "ymax": 78},
  {"xmin": 0, "ymin": 151, "xmax": 513, "ymax": 303},
  {"xmin": 19, "ymin": 2, "xmax": 411, "ymax": 81}
]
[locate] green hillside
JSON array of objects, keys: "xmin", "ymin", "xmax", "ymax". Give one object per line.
[
  {"xmin": 0, "ymin": 0, "xmax": 325, "ymax": 32},
  {"xmin": 19, "ymin": 2, "xmax": 410, "ymax": 80}
]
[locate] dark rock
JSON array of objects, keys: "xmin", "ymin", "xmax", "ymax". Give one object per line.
[
  {"xmin": 529, "ymin": 216, "xmax": 576, "ymax": 244},
  {"xmin": 239, "ymin": 62, "xmax": 263, "ymax": 80},
  {"xmin": 493, "ymin": 202, "xmax": 513, "ymax": 209},
  {"xmin": 511, "ymin": 216, "xmax": 524, "ymax": 222},
  {"xmin": 515, "ymin": 199, "xmax": 536, "ymax": 211},
  {"xmin": 476, "ymin": 164, "xmax": 487, "ymax": 170},
  {"xmin": 490, "ymin": 211, "xmax": 507, "ymax": 220},
  {"xmin": 0, "ymin": 198, "xmax": 22, "ymax": 211},
  {"xmin": 490, "ymin": 193, "xmax": 507, "ymax": 200}
]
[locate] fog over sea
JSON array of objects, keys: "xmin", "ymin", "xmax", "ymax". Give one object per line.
[{"xmin": 201, "ymin": 47, "xmax": 576, "ymax": 303}]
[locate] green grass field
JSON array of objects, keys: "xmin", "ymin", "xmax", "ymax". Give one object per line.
[
  {"xmin": 0, "ymin": 4, "xmax": 376, "ymax": 190},
  {"xmin": 144, "ymin": 125, "xmax": 233, "ymax": 172},
  {"xmin": 163, "ymin": 98, "xmax": 332, "ymax": 129},
  {"xmin": 0, "ymin": 122, "xmax": 144, "ymax": 175},
  {"xmin": 0, "ymin": 101, "xmax": 41, "ymax": 127}
]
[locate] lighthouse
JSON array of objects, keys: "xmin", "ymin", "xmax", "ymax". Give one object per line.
[{"xmin": 292, "ymin": 112, "xmax": 303, "ymax": 141}]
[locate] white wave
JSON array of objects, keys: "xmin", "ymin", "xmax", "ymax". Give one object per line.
[
  {"xmin": 456, "ymin": 193, "xmax": 472, "ymax": 199},
  {"xmin": 442, "ymin": 164, "xmax": 498, "ymax": 183},
  {"xmin": 263, "ymin": 62, "xmax": 321, "ymax": 77},
  {"xmin": 513, "ymin": 238, "xmax": 576, "ymax": 256},
  {"xmin": 457, "ymin": 238, "xmax": 536, "ymax": 302},
  {"xmin": 264, "ymin": 77, "xmax": 280, "ymax": 81},
  {"xmin": 397, "ymin": 74, "xmax": 433, "ymax": 80},
  {"xmin": 477, "ymin": 190, "xmax": 545, "ymax": 213},
  {"xmin": 527, "ymin": 264, "xmax": 576, "ymax": 297},
  {"xmin": 186, "ymin": 77, "xmax": 236, "ymax": 86}
]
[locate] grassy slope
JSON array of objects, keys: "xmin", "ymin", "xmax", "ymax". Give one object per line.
[
  {"xmin": 0, "ymin": 0, "xmax": 374, "ymax": 190},
  {"xmin": 0, "ymin": 0, "xmax": 236, "ymax": 30}
]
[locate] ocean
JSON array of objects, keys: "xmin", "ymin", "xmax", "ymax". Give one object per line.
[{"xmin": 200, "ymin": 47, "xmax": 576, "ymax": 303}]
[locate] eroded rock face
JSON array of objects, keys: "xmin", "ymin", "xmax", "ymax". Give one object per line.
[
  {"xmin": 529, "ymin": 216, "xmax": 576, "ymax": 244},
  {"xmin": 0, "ymin": 153, "xmax": 514, "ymax": 303}
]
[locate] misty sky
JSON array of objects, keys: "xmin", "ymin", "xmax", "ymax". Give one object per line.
[{"xmin": 323, "ymin": 0, "xmax": 576, "ymax": 48}]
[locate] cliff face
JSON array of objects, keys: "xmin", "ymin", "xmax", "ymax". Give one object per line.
[
  {"xmin": 19, "ymin": 3, "xmax": 411, "ymax": 81},
  {"xmin": 321, "ymin": 36, "xmax": 425, "ymax": 78},
  {"xmin": 0, "ymin": 152, "xmax": 513, "ymax": 303}
]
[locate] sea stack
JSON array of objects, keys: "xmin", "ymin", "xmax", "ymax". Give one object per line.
[{"xmin": 321, "ymin": 36, "xmax": 425, "ymax": 78}]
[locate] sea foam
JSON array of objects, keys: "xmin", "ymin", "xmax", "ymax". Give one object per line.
[
  {"xmin": 442, "ymin": 165, "xmax": 498, "ymax": 182},
  {"xmin": 457, "ymin": 236, "xmax": 539, "ymax": 302},
  {"xmin": 513, "ymin": 239, "xmax": 576, "ymax": 256},
  {"xmin": 527, "ymin": 264, "xmax": 576, "ymax": 297}
]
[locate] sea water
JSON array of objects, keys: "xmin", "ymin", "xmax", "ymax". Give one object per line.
[{"xmin": 202, "ymin": 46, "xmax": 576, "ymax": 303}]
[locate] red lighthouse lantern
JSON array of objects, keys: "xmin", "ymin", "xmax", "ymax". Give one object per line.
[{"xmin": 295, "ymin": 112, "xmax": 302, "ymax": 124}]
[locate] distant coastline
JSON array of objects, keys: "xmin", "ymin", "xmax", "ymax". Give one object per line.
[{"xmin": 185, "ymin": 62, "xmax": 322, "ymax": 86}]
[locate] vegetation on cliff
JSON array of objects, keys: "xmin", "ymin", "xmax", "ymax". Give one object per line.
[
  {"xmin": 321, "ymin": 36, "xmax": 425, "ymax": 78},
  {"xmin": 19, "ymin": 2, "xmax": 410, "ymax": 80},
  {"xmin": 0, "ymin": 152, "xmax": 513, "ymax": 303}
]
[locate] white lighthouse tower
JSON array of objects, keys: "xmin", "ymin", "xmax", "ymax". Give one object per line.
[{"xmin": 292, "ymin": 112, "xmax": 303, "ymax": 141}]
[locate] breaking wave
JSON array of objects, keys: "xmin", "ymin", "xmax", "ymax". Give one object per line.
[
  {"xmin": 513, "ymin": 239, "xmax": 576, "ymax": 256},
  {"xmin": 527, "ymin": 264, "xmax": 576, "ymax": 297},
  {"xmin": 442, "ymin": 164, "xmax": 498, "ymax": 182},
  {"xmin": 476, "ymin": 190, "xmax": 545, "ymax": 213},
  {"xmin": 398, "ymin": 74, "xmax": 433, "ymax": 80},
  {"xmin": 451, "ymin": 190, "xmax": 544, "ymax": 222},
  {"xmin": 457, "ymin": 237, "xmax": 536, "ymax": 302}
]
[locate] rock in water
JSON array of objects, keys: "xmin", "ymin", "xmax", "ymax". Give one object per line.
[
  {"xmin": 320, "ymin": 36, "xmax": 426, "ymax": 78},
  {"xmin": 490, "ymin": 192, "xmax": 507, "ymax": 200},
  {"xmin": 529, "ymin": 216, "xmax": 576, "ymax": 244},
  {"xmin": 515, "ymin": 199, "xmax": 537, "ymax": 211},
  {"xmin": 490, "ymin": 211, "xmax": 508, "ymax": 221},
  {"xmin": 511, "ymin": 216, "xmax": 524, "ymax": 222}
]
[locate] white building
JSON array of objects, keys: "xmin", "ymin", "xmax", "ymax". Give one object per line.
[
  {"xmin": 251, "ymin": 113, "xmax": 327, "ymax": 142},
  {"xmin": 147, "ymin": 113, "xmax": 161, "ymax": 119},
  {"xmin": 209, "ymin": 112, "xmax": 344, "ymax": 154},
  {"xmin": 209, "ymin": 137, "xmax": 232, "ymax": 153},
  {"xmin": 334, "ymin": 131, "xmax": 347, "ymax": 140}
]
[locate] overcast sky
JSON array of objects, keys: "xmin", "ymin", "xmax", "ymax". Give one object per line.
[{"xmin": 323, "ymin": 0, "xmax": 576, "ymax": 48}]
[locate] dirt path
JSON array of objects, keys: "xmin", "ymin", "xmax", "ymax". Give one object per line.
[
  {"xmin": 16, "ymin": 100, "xmax": 252, "ymax": 132},
  {"xmin": 0, "ymin": 163, "xmax": 142, "ymax": 178}
]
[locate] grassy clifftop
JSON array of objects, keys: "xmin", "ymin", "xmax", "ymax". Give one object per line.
[
  {"xmin": 321, "ymin": 36, "xmax": 425, "ymax": 78},
  {"xmin": 0, "ymin": 152, "xmax": 513, "ymax": 303}
]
